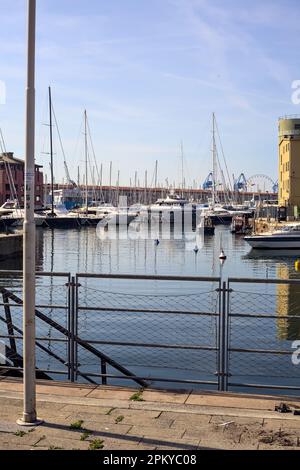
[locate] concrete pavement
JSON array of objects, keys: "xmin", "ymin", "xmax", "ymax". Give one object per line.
[{"xmin": 0, "ymin": 377, "xmax": 300, "ymax": 450}]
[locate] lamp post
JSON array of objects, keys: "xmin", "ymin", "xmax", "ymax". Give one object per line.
[{"xmin": 17, "ymin": 0, "xmax": 41, "ymax": 426}]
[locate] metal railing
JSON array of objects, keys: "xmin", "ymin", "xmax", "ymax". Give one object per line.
[
  {"xmin": 75, "ymin": 273, "xmax": 222, "ymax": 388},
  {"xmin": 0, "ymin": 271, "xmax": 299, "ymax": 395},
  {"xmin": 0, "ymin": 271, "xmax": 71, "ymax": 380},
  {"xmin": 227, "ymin": 278, "xmax": 300, "ymax": 393}
]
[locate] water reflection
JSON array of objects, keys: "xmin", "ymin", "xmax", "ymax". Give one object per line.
[{"xmin": 276, "ymin": 265, "xmax": 300, "ymax": 341}]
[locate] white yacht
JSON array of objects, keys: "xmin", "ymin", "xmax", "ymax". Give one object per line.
[
  {"xmin": 0, "ymin": 201, "xmax": 45, "ymax": 227},
  {"xmin": 98, "ymin": 207, "xmax": 138, "ymax": 227},
  {"xmin": 244, "ymin": 224, "xmax": 300, "ymax": 249},
  {"xmin": 141, "ymin": 194, "xmax": 193, "ymax": 223}
]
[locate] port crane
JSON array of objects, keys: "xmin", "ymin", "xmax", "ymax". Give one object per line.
[
  {"xmin": 202, "ymin": 172, "xmax": 214, "ymax": 190},
  {"xmin": 233, "ymin": 173, "xmax": 247, "ymax": 192}
]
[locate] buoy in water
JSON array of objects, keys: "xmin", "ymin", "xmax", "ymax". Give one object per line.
[
  {"xmin": 219, "ymin": 249, "xmax": 227, "ymax": 260},
  {"xmin": 194, "ymin": 245, "xmax": 199, "ymax": 253},
  {"xmin": 295, "ymin": 260, "xmax": 300, "ymax": 272}
]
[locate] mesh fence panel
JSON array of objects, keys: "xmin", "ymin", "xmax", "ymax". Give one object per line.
[
  {"xmin": 228, "ymin": 282, "xmax": 300, "ymax": 385},
  {"xmin": 0, "ymin": 273, "xmax": 70, "ymax": 377},
  {"xmin": 76, "ymin": 277, "xmax": 221, "ymax": 384}
]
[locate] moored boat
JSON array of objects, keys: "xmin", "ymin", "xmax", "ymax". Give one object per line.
[{"xmin": 244, "ymin": 224, "xmax": 300, "ymax": 249}]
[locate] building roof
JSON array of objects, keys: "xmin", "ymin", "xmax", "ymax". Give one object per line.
[{"xmin": 0, "ymin": 152, "xmax": 43, "ymax": 168}]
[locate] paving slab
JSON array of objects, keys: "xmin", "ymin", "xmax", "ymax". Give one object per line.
[
  {"xmin": 127, "ymin": 425, "xmax": 184, "ymax": 440},
  {"xmin": 60, "ymin": 404, "xmax": 112, "ymax": 415},
  {"xmin": 34, "ymin": 436, "xmax": 91, "ymax": 450},
  {"xmin": 93, "ymin": 438, "xmax": 155, "ymax": 451},
  {"xmin": 0, "ymin": 430, "xmax": 42, "ymax": 447},
  {"xmin": 140, "ymin": 436, "xmax": 200, "ymax": 450},
  {"xmin": 141, "ymin": 389, "xmax": 191, "ymax": 404},
  {"xmin": 164, "ymin": 412, "xmax": 211, "ymax": 427},
  {"xmin": 87, "ymin": 386, "xmax": 136, "ymax": 400},
  {"xmin": 110, "ymin": 408, "xmax": 161, "ymax": 420},
  {"xmin": 263, "ymin": 417, "xmax": 300, "ymax": 431},
  {"xmin": 36, "ymin": 383, "xmax": 94, "ymax": 397},
  {"xmin": 210, "ymin": 415, "xmax": 264, "ymax": 426}
]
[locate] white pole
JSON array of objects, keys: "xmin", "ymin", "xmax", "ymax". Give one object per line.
[{"xmin": 18, "ymin": 0, "xmax": 41, "ymax": 426}]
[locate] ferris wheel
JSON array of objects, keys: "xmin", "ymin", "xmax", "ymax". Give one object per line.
[{"xmin": 247, "ymin": 174, "xmax": 276, "ymax": 193}]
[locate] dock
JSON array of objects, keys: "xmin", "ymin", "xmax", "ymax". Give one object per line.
[{"xmin": 0, "ymin": 378, "xmax": 300, "ymax": 450}]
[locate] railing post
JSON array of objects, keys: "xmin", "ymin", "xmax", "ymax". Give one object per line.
[
  {"xmin": 223, "ymin": 281, "xmax": 229, "ymax": 392},
  {"xmin": 218, "ymin": 282, "xmax": 224, "ymax": 391},
  {"xmin": 69, "ymin": 276, "xmax": 76, "ymax": 383},
  {"xmin": 218, "ymin": 281, "xmax": 228, "ymax": 392},
  {"xmin": 66, "ymin": 275, "xmax": 71, "ymax": 381},
  {"xmin": 2, "ymin": 292, "xmax": 18, "ymax": 366},
  {"xmin": 74, "ymin": 275, "xmax": 79, "ymax": 381},
  {"xmin": 101, "ymin": 358, "xmax": 107, "ymax": 385}
]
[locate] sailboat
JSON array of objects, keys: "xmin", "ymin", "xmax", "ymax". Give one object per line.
[
  {"xmin": 42, "ymin": 87, "xmax": 82, "ymax": 229},
  {"xmin": 0, "ymin": 130, "xmax": 45, "ymax": 228},
  {"xmin": 201, "ymin": 114, "xmax": 234, "ymax": 225}
]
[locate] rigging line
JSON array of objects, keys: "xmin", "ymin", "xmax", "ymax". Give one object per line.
[
  {"xmin": 215, "ymin": 148, "xmax": 230, "ymax": 204},
  {"xmin": 73, "ymin": 113, "xmax": 85, "ymax": 172},
  {"xmin": 86, "ymin": 141, "xmax": 98, "ymax": 202},
  {"xmin": 86, "ymin": 117, "xmax": 100, "ymax": 185},
  {"xmin": 51, "ymin": 101, "xmax": 74, "ymax": 186},
  {"xmin": 37, "ymin": 90, "xmax": 49, "ymax": 159},
  {"xmin": 86, "ymin": 116, "xmax": 105, "ymax": 202},
  {"xmin": 0, "ymin": 129, "xmax": 20, "ymax": 211},
  {"xmin": 214, "ymin": 118, "xmax": 233, "ymax": 194}
]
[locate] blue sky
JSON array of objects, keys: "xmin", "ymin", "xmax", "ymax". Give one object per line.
[{"xmin": 0, "ymin": 0, "xmax": 300, "ymax": 188}]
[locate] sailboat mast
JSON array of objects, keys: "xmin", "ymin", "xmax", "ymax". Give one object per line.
[
  {"xmin": 180, "ymin": 141, "xmax": 184, "ymax": 198},
  {"xmin": 109, "ymin": 161, "xmax": 112, "ymax": 204},
  {"xmin": 84, "ymin": 110, "xmax": 88, "ymax": 214},
  {"xmin": 154, "ymin": 160, "xmax": 158, "ymax": 204},
  {"xmin": 144, "ymin": 169, "xmax": 147, "ymax": 205},
  {"xmin": 212, "ymin": 112, "xmax": 216, "ymax": 208},
  {"xmin": 48, "ymin": 86, "xmax": 54, "ymax": 216},
  {"xmin": 100, "ymin": 163, "xmax": 103, "ymax": 201}
]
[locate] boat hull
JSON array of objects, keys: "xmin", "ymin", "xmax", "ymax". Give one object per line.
[
  {"xmin": 244, "ymin": 236, "xmax": 300, "ymax": 249},
  {"xmin": 207, "ymin": 214, "xmax": 232, "ymax": 225},
  {"xmin": 42, "ymin": 217, "xmax": 82, "ymax": 229}
]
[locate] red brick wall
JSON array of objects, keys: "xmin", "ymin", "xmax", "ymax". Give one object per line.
[{"xmin": 0, "ymin": 163, "xmax": 44, "ymax": 208}]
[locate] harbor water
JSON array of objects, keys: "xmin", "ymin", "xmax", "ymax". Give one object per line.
[{"xmin": 0, "ymin": 225, "xmax": 300, "ymax": 394}]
